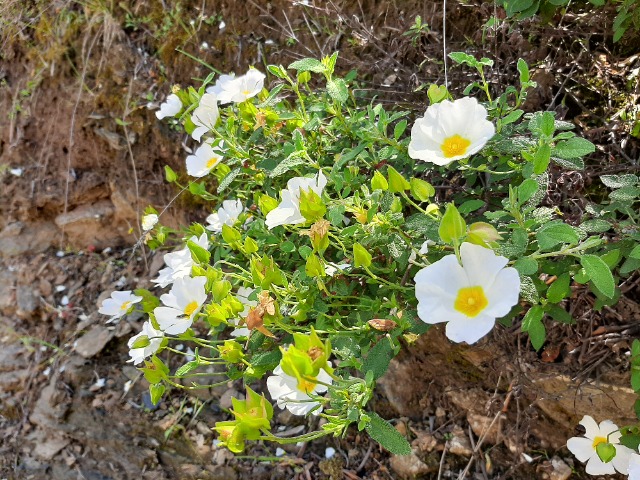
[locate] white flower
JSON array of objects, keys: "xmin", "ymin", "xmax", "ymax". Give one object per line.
[
  {"xmin": 229, "ymin": 286, "xmax": 257, "ymax": 338},
  {"xmin": 414, "ymin": 242, "xmax": 520, "ymax": 344},
  {"xmin": 265, "ymin": 171, "xmax": 327, "ymax": 230},
  {"xmin": 419, "ymin": 240, "xmax": 434, "ymax": 255},
  {"xmin": 186, "ymin": 140, "xmax": 225, "ymax": 177},
  {"xmin": 155, "ymin": 93, "xmax": 182, "ymax": 120},
  {"xmin": 325, "ymin": 263, "xmax": 350, "ymax": 277},
  {"xmin": 142, "ymin": 213, "xmax": 158, "ymax": 231},
  {"xmin": 266, "ymin": 364, "xmax": 332, "ymax": 416},
  {"xmin": 98, "ymin": 290, "xmax": 143, "ymax": 322},
  {"xmin": 629, "ymin": 453, "xmax": 640, "ymax": 479},
  {"xmin": 154, "ymin": 276, "xmax": 207, "ymax": 335},
  {"xmin": 191, "ymin": 93, "xmax": 219, "ymax": 142},
  {"xmin": 151, "ymin": 234, "xmax": 209, "ymax": 288},
  {"xmin": 127, "ymin": 321, "xmax": 164, "ymax": 365},
  {"xmin": 206, "ymin": 199, "xmax": 244, "ymax": 233},
  {"xmin": 216, "ymin": 69, "xmax": 265, "ymax": 104},
  {"xmin": 567, "ymin": 415, "xmax": 634, "ymax": 475},
  {"xmin": 408, "ymin": 97, "xmax": 495, "ymax": 166},
  {"xmin": 206, "ymin": 73, "xmax": 236, "ymax": 97}
]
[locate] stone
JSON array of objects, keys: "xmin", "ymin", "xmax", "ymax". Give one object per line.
[
  {"xmin": 219, "ymin": 388, "xmax": 243, "ymax": 410},
  {"xmin": 467, "ymin": 412, "xmax": 504, "ymax": 445},
  {"xmin": 0, "ymin": 221, "xmax": 58, "ymax": 258},
  {"xmin": 16, "ymin": 285, "xmax": 39, "ymax": 318},
  {"xmin": 389, "ymin": 451, "xmax": 436, "ymax": 478},
  {"xmin": 412, "ymin": 432, "xmax": 437, "ymax": 453},
  {"xmin": 74, "ymin": 325, "xmax": 115, "ymax": 358},
  {"xmin": 448, "ymin": 427, "xmax": 473, "ymax": 457},
  {"xmin": 0, "ymin": 269, "xmax": 17, "ymax": 311},
  {"xmin": 54, "ymin": 200, "xmax": 131, "ymax": 248},
  {"xmin": 29, "ymin": 430, "xmax": 70, "ymax": 460},
  {"xmin": 549, "ymin": 457, "xmax": 572, "ymax": 480}
]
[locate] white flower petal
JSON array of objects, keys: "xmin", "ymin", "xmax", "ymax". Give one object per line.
[
  {"xmin": 612, "ymin": 444, "xmax": 634, "ymax": 474},
  {"xmin": 567, "ymin": 436, "xmax": 594, "ymax": 462},
  {"xmin": 484, "ymin": 267, "xmax": 521, "ymax": 318},
  {"xmin": 459, "ymin": 243, "xmax": 509, "ymax": 287},
  {"xmin": 156, "ymin": 94, "xmax": 182, "ymax": 119},
  {"xmin": 585, "ymin": 454, "xmax": 616, "ymax": 475},
  {"xmin": 579, "ymin": 415, "xmax": 601, "ymax": 440},
  {"xmin": 445, "ymin": 314, "xmax": 495, "ymax": 344}
]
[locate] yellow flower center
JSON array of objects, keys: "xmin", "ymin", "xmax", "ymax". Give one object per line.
[
  {"xmin": 297, "ymin": 377, "xmax": 317, "ymax": 394},
  {"xmin": 441, "ymin": 134, "xmax": 471, "ymax": 158},
  {"xmin": 184, "ymin": 301, "xmax": 199, "ymax": 317},
  {"xmin": 206, "ymin": 157, "xmax": 219, "ymax": 169},
  {"xmin": 242, "ymin": 90, "xmax": 251, "ymax": 96},
  {"xmin": 120, "ymin": 301, "xmax": 132, "ymax": 311},
  {"xmin": 454, "ymin": 286, "xmax": 488, "ymax": 317},
  {"xmin": 592, "ymin": 436, "xmax": 607, "ymax": 449}
]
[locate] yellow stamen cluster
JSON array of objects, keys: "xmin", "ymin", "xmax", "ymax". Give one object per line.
[
  {"xmin": 454, "ymin": 286, "xmax": 488, "ymax": 317},
  {"xmin": 184, "ymin": 301, "xmax": 199, "ymax": 317},
  {"xmin": 441, "ymin": 134, "xmax": 471, "ymax": 158}
]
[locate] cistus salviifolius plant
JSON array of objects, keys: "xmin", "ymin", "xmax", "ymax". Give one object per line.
[{"xmin": 103, "ymin": 53, "xmax": 640, "ymax": 461}]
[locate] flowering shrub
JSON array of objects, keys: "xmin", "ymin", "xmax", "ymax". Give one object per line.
[{"xmin": 101, "ymin": 52, "xmax": 640, "ymax": 458}]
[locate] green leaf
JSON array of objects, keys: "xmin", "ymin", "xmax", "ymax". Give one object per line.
[
  {"xmin": 581, "ymin": 255, "xmax": 615, "ymax": 298},
  {"xmin": 187, "ymin": 240, "xmax": 211, "ymax": 264},
  {"xmin": 610, "ymin": 186, "xmax": 640, "ymax": 202},
  {"xmin": 546, "ymin": 273, "xmax": 570, "ymax": 303},
  {"xmin": 448, "ymin": 52, "xmax": 477, "ymax": 66},
  {"xmin": 596, "ymin": 442, "xmax": 616, "ymax": 463},
  {"xmin": 371, "ymin": 171, "xmax": 389, "ymax": 191},
  {"xmin": 547, "ymin": 305, "xmax": 574, "ymax": 324},
  {"xmin": 362, "ymin": 339, "xmax": 394, "ymax": 380},
  {"xmin": 521, "ymin": 305, "xmax": 545, "ymax": 351},
  {"xmin": 327, "ymin": 78, "xmax": 348, "ymax": 103},
  {"xmin": 353, "ymin": 243, "xmax": 372, "ymax": 268},
  {"xmin": 580, "ymin": 219, "xmax": 611, "ymax": 233},
  {"xmin": 164, "ymin": 165, "xmax": 178, "ymax": 183},
  {"xmin": 553, "ymin": 137, "xmax": 595, "ymax": 159},
  {"xmin": 288, "ymin": 58, "xmax": 326, "ymax": 73},
  {"xmin": 540, "ymin": 112, "xmax": 555, "ymax": 137},
  {"xmin": 149, "ymin": 383, "xmax": 165, "ymax": 406},
  {"xmin": 365, "ymin": 412, "xmax": 412, "ymax": 455},
  {"xmin": 269, "ymin": 152, "xmax": 307, "ymax": 177},
  {"xmin": 517, "ymin": 58, "xmax": 529, "ymax": 84},
  {"xmin": 502, "ymin": 109, "xmax": 524, "ymax": 125},
  {"xmin": 439, "ymin": 203, "xmax": 466, "ymax": 245},
  {"xmin": 393, "ymin": 119, "xmax": 408, "ymax": 140},
  {"xmin": 600, "ymin": 174, "xmax": 638, "ymax": 188},
  {"xmin": 409, "ymin": 178, "xmax": 435, "ymax": 201},
  {"xmin": 630, "ymin": 245, "xmax": 640, "ymax": 260},
  {"xmin": 514, "ymin": 257, "xmax": 538, "ymax": 275},
  {"xmin": 217, "ymin": 167, "xmax": 241, "ymax": 193},
  {"xmin": 387, "ymin": 166, "xmax": 410, "ymax": 192},
  {"xmin": 505, "ymin": 0, "xmax": 534, "ymax": 16},
  {"xmin": 536, "ymin": 221, "xmax": 579, "ymax": 250},
  {"xmin": 518, "ymin": 179, "xmax": 539, "ymax": 204},
  {"xmin": 175, "ymin": 361, "xmax": 199, "ymax": 377},
  {"xmin": 533, "ymin": 144, "xmax": 551, "ymax": 174},
  {"xmin": 458, "ymin": 199, "xmax": 485, "ymax": 214},
  {"xmin": 267, "ymin": 64, "xmax": 288, "ymax": 79},
  {"xmin": 427, "ymin": 84, "xmax": 448, "ymax": 104}
]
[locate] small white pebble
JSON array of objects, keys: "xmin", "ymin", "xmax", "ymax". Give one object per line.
[
  {"xmin": 123, "ymin": 380, "xmax": 132, "ymax": 394},
  {"xmin": 115, "ymin": 276, "xmax": 126, "ymax": 288},
  {"xmin": 60, "ymin": 295, "xmax": 69, "ymax": 306},
  {"xmin": 55, "ymin": 285, "xmax": 66, "ymax": 292},
  {"xmin": 56, "ymin": 250, "xmax": 65, "ymax": 257},
  {"xmin": 325, "ymin": 447, "xmax": 336, "ymax": 459},
  {"xmin": 9, "ymin": 168, "xmax": 23, "ymax": 176},
  {"xmin": 78, "ymin": 313, "xmax": 89, "ymax": 321},
  {"xmin": 102, "ymin": 247, "xmax": 112, "ymax": 254},
  {"xmin": 212, "ymin": 439, "xmax": 221, "ymax": 447},
  {"xmin": 522, "ymin": 453, "xmax": 533, "ymax": 463},
  {"xmin": 275, "ymin": 447, "xmax": 285, "ymax": 457},
  {"xmin": 175, "ymin": 344, "xmax": 184, "ymax": 351},
  {"xmin": 43, "ymin": 367, "xmax": 51, "ymax": 376},
  {"xmin": 219, "ymin": 20, "xmax": 226, "ymax": 30},
  {"xmin": 200, "ymin": 42, "xmax": 209, "ymax": 50},
  {"xmin": 59, "ymin": 365, "xmax": 66, "ymax": 373}
]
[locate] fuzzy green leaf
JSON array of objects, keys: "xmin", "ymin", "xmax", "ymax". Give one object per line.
[
  {"xmin": 581, "ymin": 254, "xmax": 615, "ymax": 299},
  {"xmin": 365, "ymin": 412, "xmax": 412, "ymax": 455}
]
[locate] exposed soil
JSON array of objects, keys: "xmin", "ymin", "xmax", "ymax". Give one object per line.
[{"xmin": 1, "ymin": 0, "xmax": 640, "ymax": 479}]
